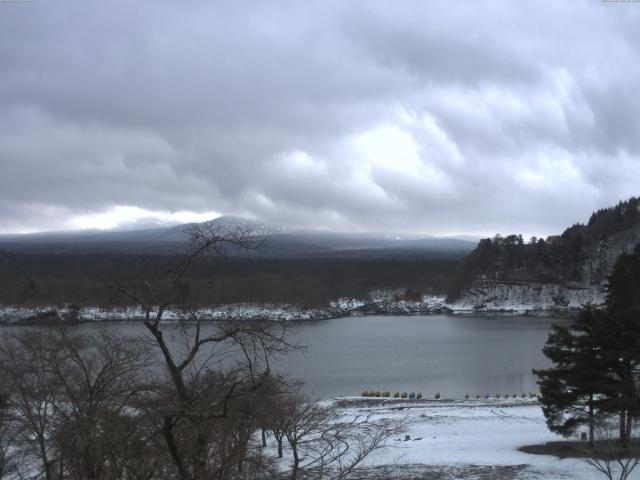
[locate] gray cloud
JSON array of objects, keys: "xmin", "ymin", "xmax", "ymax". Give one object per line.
[{"xmin": 0, "ymin": 0, "xmax": 639, "ymax": 236}]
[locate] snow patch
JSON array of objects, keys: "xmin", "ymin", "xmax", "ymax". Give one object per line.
[
  {"xmin": 452, "ymin": 280, "xmax": 605, "ymax": 314},
  {"xmin": 322, "ymin": 397, "xmax": 638, "ymax": 480}
]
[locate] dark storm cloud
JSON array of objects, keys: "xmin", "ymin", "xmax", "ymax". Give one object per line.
[{"xmin": 0, "ymin": 0, "xmax": 639, "ymax": 235}]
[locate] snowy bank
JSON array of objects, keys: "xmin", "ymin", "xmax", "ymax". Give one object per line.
[
  {"xmin": 0, "ymin": 282, "xmax": 603, "ymax": 324},
  {"xmin": 313, "ymin": 397, "xmax": 640, "ymax": 480}
]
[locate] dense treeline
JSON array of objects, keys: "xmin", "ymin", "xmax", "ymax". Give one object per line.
[
  {"xmin": 580, "ymin": 197, "xmax": 640, "ymax": 241},
  {"xmin": 447, "ymin": 197, "xmax": 640, "ymax": 300},
  {"xmin": 447, "ymin": 233, "xmax": 583, "ymax": 300},
  {"xmin": 3, "ymin": 197, "xmax": 639, "ymax": 308},
  {"xmin": 0, "ymin": 251, "xmax": 459, "ymax": 308}
]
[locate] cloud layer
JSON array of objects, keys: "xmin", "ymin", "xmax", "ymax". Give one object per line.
[{"xmin": 1, "ymin": 0, "xmax": 639, "ymax": 235}]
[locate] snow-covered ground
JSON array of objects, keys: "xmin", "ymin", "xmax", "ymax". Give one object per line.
[{"xmin": 290, "ymin": 397, "xmax": 640, "ymax": 480}]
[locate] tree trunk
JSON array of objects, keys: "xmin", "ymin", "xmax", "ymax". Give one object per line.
[
  {"xmin": 261, "ymin": 427, "xmax": 267, "ymax": 448},
  {"xmin": 588, "ymin": 394, "xmax": 594, "ymax": 446},
  {"xmin": 291, "ymin": 443, "xmax": 299, "ymax": 480},
  {"xmin": 39, "ymin": 437, "xmax": 53, "ymax": 480},
  {"xmin": 193, "ymin": 428, "xmax": 209, "ymax": 480},
  {"xmin": 83, "ymin": 445, "xmax": 97, "ymax": 480},
  {"xmin": 620, "ymin": 406, "xmax": 627, "ymax": 442},
  {"xmin": 146, "ymin": 325, "xmax": 189, "ymax": 403},
  {"xmin": 277, "ymin": 438, "xmax": 283, "ymax": 458},
  {"xmin": 163, "ymin": 415, "xmax": 189, "ymax": 480}
]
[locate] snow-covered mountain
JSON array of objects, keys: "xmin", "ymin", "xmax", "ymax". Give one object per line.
[{"xmin": 0, "ymin": 216, "xmax": 477, "ymax": 257}]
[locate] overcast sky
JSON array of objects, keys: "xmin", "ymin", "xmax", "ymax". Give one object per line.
[{"xmin": 1, "ymin": 1, "xmax": 639, "ymax": 237}]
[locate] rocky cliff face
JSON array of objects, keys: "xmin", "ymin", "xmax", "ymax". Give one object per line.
[
  {"xmin": 455, "ymin": 223, "xmax": 640, "ymax": 313},
  {"xmin": 581, "ymin": 224, "xmax": 640, "ymax": 285},
  {"xmin": 452, "ymin": 280, "xmax": 605, "ymax": 314}
]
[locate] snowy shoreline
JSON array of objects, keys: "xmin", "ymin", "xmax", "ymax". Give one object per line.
[
  {"xmin": 319, "ymin": 396, "xmax": 632, "ymax": 480},
  {"xmin": 0, "ymin": 281, "xmax": 604, "ymax": 325},
  {"xmin": 0, "ymin": 286, "xmax": 587, "ymax": 325},
  {"xmin": 0, "ymin": 300, "xmax": 576, "ymax": 326}
]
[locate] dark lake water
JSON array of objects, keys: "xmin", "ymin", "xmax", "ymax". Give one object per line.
[
  {"xmin": 280, "ymin": 314, "xmax": 558, "ymax": 398},
  {"xmin": 1, "ymin": 314, "xmax": 561, "ymax": 399}
]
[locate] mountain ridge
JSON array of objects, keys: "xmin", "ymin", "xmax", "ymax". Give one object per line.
[{"xmin": 0, "ymin": 215, "xmax": 477, "ymax": 257}]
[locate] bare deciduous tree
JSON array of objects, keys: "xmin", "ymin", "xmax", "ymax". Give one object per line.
[
  {"xmin": 282, "ymin": 389, "xmax": 332, "ymax": 479},
  {"xmin": 0, "ymin": 388, "xmax": 13, "ymax": 479},
  {"xmin": 279, "ymin": 386, "xmax": 405, "ymax": 480},
  {"xmin": 0, "ymin": 331, "xmax": 61, "ymax": 480},
  {"xmin": 581, "ymin": 422, "xmax": 640, "ymax": 480},
  {"xmin": 113, "ymin": 222, "xmax": 298, "ymax": 480},
  {"xmin": 0, "ymin": 328, "xmax": 156, "ymax": 480},
  {"xmin": 44, "ymin": 329, "xmax": 154, "ymax": 480}
]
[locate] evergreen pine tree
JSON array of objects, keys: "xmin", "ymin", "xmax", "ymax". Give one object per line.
[
  {"xmin": 600, "ymin": 245, "xmax": 640, "ymax": 441},
  {"xmin": 534, "ymin": 307, "xmax": 607, "ymax": 444},
  {"xmin": 536, "ymin": 244, "xmax": 640, "ymax": 443}
]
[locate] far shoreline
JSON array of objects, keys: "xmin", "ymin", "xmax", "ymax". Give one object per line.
[
  {"xmin": 0, "ymin": 304, "xmax": 576, "ymax": 327},
  {"xmin": 0, "ymin": 302, "xmax": 577, "ymax": 327}
]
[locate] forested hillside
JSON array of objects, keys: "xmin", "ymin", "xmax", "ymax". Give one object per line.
[
  {"xmin": 448, "ymin": 197, "xmax": 640, "ymax": 300},
  {"xmin": 3, "ymin": 198, "xmax": 639, "ymax": 312},
  {"xmin": 0, "ymin": 251, "xmax": 458, "ymax": 308}
]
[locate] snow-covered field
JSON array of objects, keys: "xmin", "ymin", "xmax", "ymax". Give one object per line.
[{"xmin": 295, "ymin": 397, "xmax": 640, "ymax": 480}]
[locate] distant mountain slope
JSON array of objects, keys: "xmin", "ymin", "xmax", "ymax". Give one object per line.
[
  {"xmin": 448, "ymin": 197, "xmax": 640, "ymax": 306},
  {"xmin": 0, "ymin": 216, "xmax": 477, "ymax": 258},
  {"xmin": 0, "ymin": 216, "xmax": 282, "ymax": 244}
]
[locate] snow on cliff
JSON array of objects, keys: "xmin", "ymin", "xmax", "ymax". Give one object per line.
[{"xmin": 451, "ymin": 280, "xmax": 605, "ymax": 314}]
